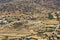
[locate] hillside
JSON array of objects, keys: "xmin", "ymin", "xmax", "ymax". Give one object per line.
[
  {"xmin": 0, "ymin": 0, "xmax": 60, "ymax": 40},
  {"xmin": 0, "ymin": 0, "xmax": 60, "ymax": 13}
]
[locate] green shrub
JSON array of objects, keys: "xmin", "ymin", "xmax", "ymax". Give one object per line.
[{"xmin": 48, "ymin": 13, "xmax": 53, "ymax": 19}]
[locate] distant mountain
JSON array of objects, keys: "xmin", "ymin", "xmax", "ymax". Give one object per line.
[
  {"xmin": 56, "ymin": 0, "xmax": 60, "ymax": 6},
  {"xmin": 0, "ymin": 0, "xmax": 13, "ymax": 3},
  {"xmin": 0, "ymin": 0, "xmax": 60, "ymax": 13}
]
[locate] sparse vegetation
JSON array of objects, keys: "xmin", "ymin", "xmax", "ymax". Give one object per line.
[{"xmin": 0, "ymin": 0, "xmax": 60, "ymax": 40}]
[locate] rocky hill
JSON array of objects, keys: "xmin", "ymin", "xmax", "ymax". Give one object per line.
[
  {"xmin": 0, "ymin": 0, "xmax": 60, "ymax": 40},
  {"xmin": 0, "ymin": 0, "xmax": 60, "ymax": 33}
]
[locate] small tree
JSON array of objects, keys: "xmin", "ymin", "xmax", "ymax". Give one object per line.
[{"xmin": 48, "ymin": 13, "xmax": 53, "ymax": 19}]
